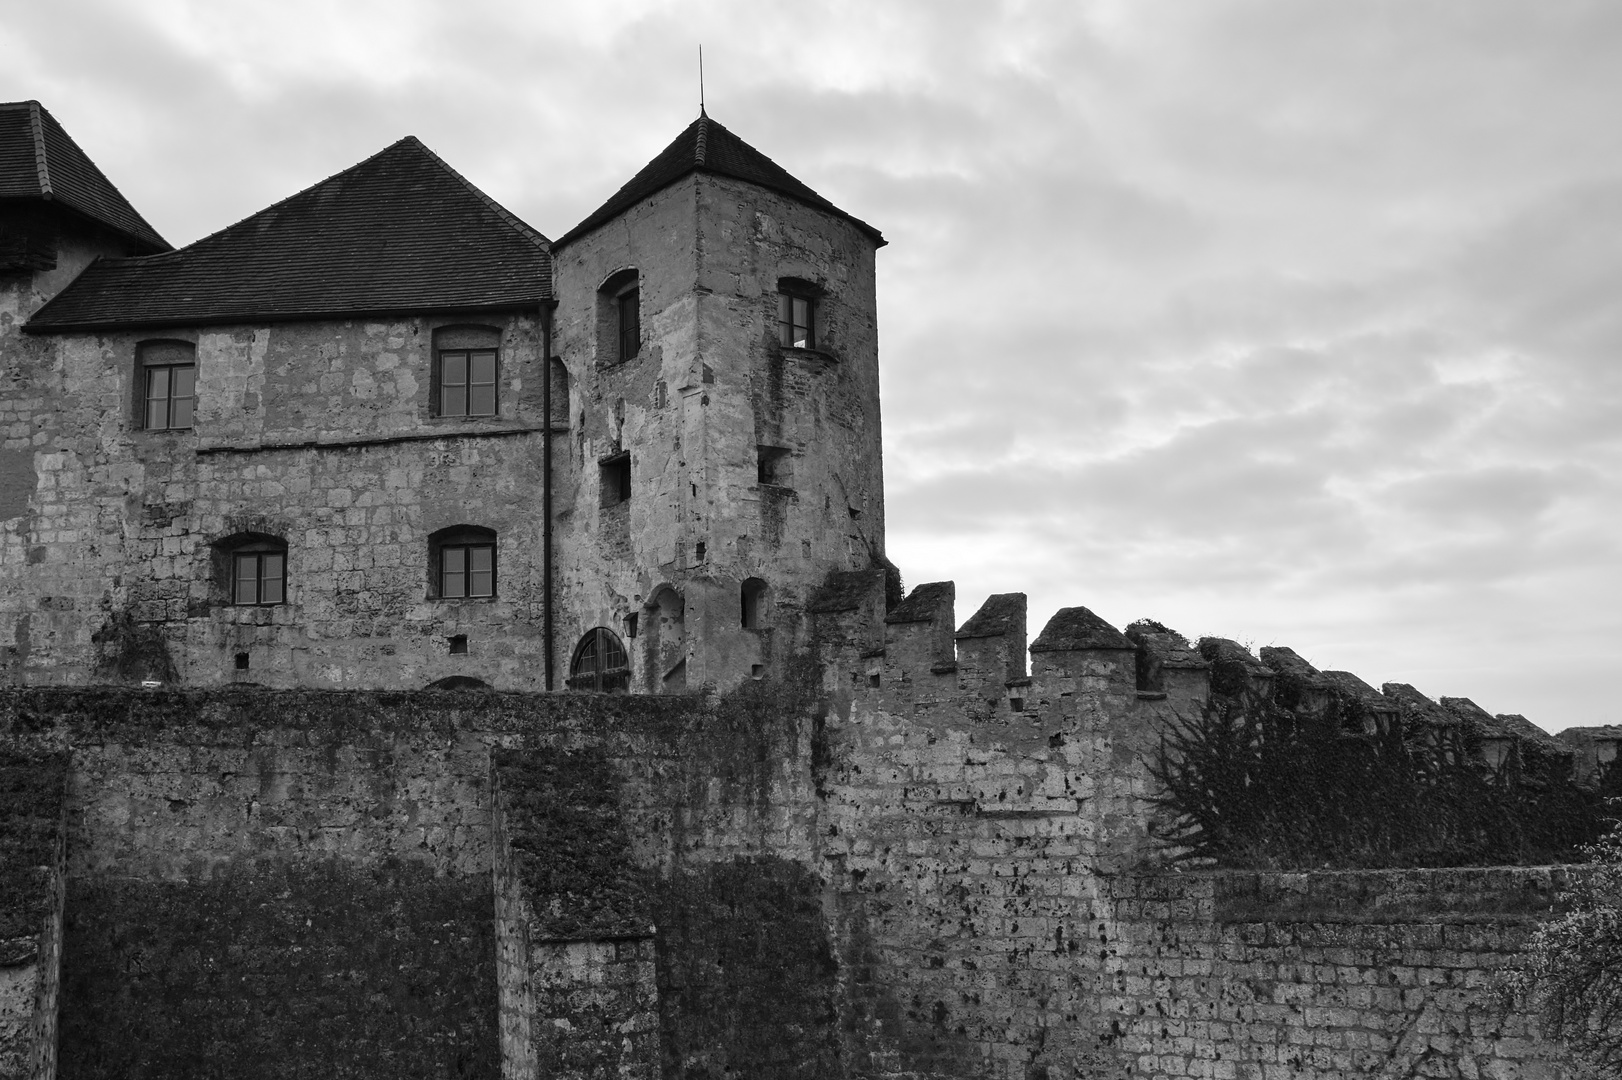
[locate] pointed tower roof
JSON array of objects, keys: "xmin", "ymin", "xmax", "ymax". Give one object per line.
[
  {"xmin": 0, "ymin": 100, "xmax": 169, "ymax": 252},
  {"xmin": 554, "ymin": 111, "xmax": 884, "ymax": 250},
  {"xmin": 28, "ymin": 136, "xmax": 550, "ymax": 332}
]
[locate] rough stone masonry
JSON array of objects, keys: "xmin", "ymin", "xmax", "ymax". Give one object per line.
[{"xmin": 1, "ymin": 98, "xmax": 1605, "ymax": 1077}]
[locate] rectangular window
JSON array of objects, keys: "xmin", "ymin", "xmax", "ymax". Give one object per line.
[
  {"xmin": 778, "ymin": 294, "xmax": 815, "ymax": 349},
  {"xmin": 600, "ymin": 454, "xmax": 632, "ymax": 507},
  {"xmin": 233, "ymin": 551, "xmax": 284, "ymax": 605},
  {"xmin": 438, "ymin": 349, "xmax": 498, "ymax": 417},
  {"xmin": 145, "ymin": 363, "xmax": 196, "ymax": 430},
  {"xmin": 441, "ymin": 543, "xmax": 495, "ymax": 598},
  {"xmin": 617, "ymin": 289, "xmax": 640, "ymax": 362}
]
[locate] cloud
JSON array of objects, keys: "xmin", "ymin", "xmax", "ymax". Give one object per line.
[{"xmin": 3, "ymin": 0, "xmax": 1618, "ymax": 728}]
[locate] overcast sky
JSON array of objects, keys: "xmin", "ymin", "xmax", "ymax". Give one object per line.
[{"xmin": 4, "ymin": 1, "xmax": 1618, "ymax": 731}]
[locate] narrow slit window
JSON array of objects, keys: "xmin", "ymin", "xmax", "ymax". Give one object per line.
[{"xmin": 618, "ymin": 289, "xmax": 640, "ymax": 362}]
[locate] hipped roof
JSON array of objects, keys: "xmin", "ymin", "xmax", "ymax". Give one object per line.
[
  {"xmin": 554, "ymin": 111, "xmax": 884, "ymax": 249},
  {"xmin": 0, "ymin": 100, "xmax": 169, "ymax": 253},
  {"xmin": 28, "ymin": 136, "xmax": 550, "ymax": 333}
]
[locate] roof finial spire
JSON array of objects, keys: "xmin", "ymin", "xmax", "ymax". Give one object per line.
[{"xmin": 699, "ymin": 44, "xmax": 706, "ymax": 117}]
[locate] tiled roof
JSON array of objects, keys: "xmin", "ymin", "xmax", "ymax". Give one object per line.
[
  {"xmin": 27, "ymin": 137, "xmax": 550, "ymax": 333},
  {"xmin": 0, "ymin": 101, "xmax": 168, "ymax": 252},
  {"xmin": 554, "ymin": 111, "xmax": 884, "ymax": 250}
]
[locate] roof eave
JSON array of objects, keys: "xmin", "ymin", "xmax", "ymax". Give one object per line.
[
  {"xmin": 552, "ymin": 165, "xmax": 885, "ymax": 252},
  {"xmin": 23, "ymin": 297, "xmax": 553, "ymax": 335}
]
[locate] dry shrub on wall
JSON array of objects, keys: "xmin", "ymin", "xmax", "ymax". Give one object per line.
[
  {"xmin": 1149, "ymin": 663, "xmax": 1610, "ymax": 869},
  {"xmin": 1512, "ymin": 807, "xmax": 1622, "ymax": 1078}
]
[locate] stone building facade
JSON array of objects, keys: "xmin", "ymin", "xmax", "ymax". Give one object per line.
[{"xmin": 2, "ymin": 104, "xmax": 885, "ymax": 696}]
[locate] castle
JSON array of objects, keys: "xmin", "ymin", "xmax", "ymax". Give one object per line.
[{"xmin": 1, "ymin": 99, "xmax": 1616, "ymax": 1078}]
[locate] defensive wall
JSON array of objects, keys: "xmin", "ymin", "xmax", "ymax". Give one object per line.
[{"xmin": 0, "ymin": 575, "xmax": 1588, "ymax": 1078}]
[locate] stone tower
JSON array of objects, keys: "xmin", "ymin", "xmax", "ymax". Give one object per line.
[{"xmin": 547, "ymin": 112, "xmax": 888, "ymax": 693}]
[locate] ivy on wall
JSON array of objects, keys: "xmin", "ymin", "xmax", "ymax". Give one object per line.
[{"xmin": 1151, "ymin": 647, "xmax": 1620, "ymax": 869}]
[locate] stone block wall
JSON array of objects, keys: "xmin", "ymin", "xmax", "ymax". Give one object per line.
[
  {"xmin": 0, "ymin": 682, "xmax": 825, "ymax": 1078},
  {"xmin": 2, "ymin": 313, "xmax": 561, "ymax": 691},
  {"xmin": 0, "ymin": 748, "xmax": 66, "ymax": 1080},
  {"xmin": 548, "ymin": 169, "xmax": 885, "ymax": 692},
  {"xmin": 812, "ymin": 581, "xmax": 1578, "ymax": 1080},
  {"xmin": 1097, "ymin": 869, "xmax": 1572, "ymax": 1079}
]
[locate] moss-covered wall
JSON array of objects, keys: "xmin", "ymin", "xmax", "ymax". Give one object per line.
[
  {"xmin": 0, "ymin": 746, "xmax": 67, "ymax": 1080},
  {"xmin": 58, "ymin": 861, "xmax": 497, "ymax": 1079},
  {"xmin": 0, "ymin": 685, "xmax": 825, "ymax": 1078},
  {"xmin": 653, "ymin": 857, "xmax": 844, "ymax": 1080}
]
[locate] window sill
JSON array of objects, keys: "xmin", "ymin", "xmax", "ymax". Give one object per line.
[
  {"xmin": 595, "ymin": 352, "xmax": 641, "ymax": 373},
  {"xmin": 780, "ymin": 345, "xmax": 838, "ymax": 364},
  {"xmin": 424, "ymin": 414, "xmax": 507, "ymax": 426}
]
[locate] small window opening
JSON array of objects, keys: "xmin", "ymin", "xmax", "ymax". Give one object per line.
[
  {"xmin": 430, "ymin": 525, "xmax": 497, "ymax": 599},
  {"xmin": 777, "ymin": 287, "xmax": 817, "ymax": 349},
  {"xmin": 695, "ymin": 541, "xmax": 706, "ymax": 562},
  {"xmin": 741, "ymin": 578, "xmax": 769, "ymax": 629},
  {"xmin": 868, "ymin": 673, "xmax": 881, "ymax": 688},
  {"xmin": 600, "ymin": 453, "xmax": 632, "ymax": 507},
  {"xmin": 625, "ymin": 612, "xmax": 639, "ymax": 639},
  {"xmin": 1010, "ymin": 697, "xmax": 1025, "ymax": 713},
  {"xmin": 448, "ymin": 634, "xmax": 468, "ymax": 655},
  {"xmin": 231, "ymin": 545, "xmax": 286, "ymax": 606},
  {"xmin": 757, "ymin": 446, "xmax": 792, "ymax": 487},
  {"xmin": 751, "ymin": 664, "xmax": 765, "ymax": 679},
  {"xmin": 234, "ymin": 652, "xmax": 250, "ymax": 671},
  {"xmin": 137, "ymin": 340, "xmax": 197, "ymax": 431},
  {"xmin": 433, "ymin": 326, "xmax": 501, "ymax": 418},
  {"xmin": 549, "ymin": 358, "xmax": 570, "ymax": 427}
]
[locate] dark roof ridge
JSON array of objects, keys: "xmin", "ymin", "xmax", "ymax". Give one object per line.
[
  {"xmin": 137, "ymin": 135, "xmax": 430, "ymax": 259},
  {"xmin": 28, "ymin": 101, "xmax": 50, "ymax": 194},
  {"xmin": 26, "ymin": 134, "xmax": 550, "ymax": 331},
  {"xmin": 404, "ymin": 136, "xmax": 550, "ymax": 251},
  {"xmin": 79, "ymin": 135, "xmax": 545, "ymax": 269}
]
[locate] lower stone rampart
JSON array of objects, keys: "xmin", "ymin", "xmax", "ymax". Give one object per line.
[
  {"xmin": 1099, "ymin": 869, "xmax": 1569, "ymax": 1080},
  {"xmin": 0, "ymin": 661, "xmax": 1588, "ymax": 1078}
]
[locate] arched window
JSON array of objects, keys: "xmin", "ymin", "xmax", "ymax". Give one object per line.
[
  {"xmin": 598, "ymin": 268, "xmax": 640, "ymax": 366},
  {"xmin": 569, "ymin": 627, "xmax": 629, "ymax": 692},
  {"xmin": 214, "ymin": 532, "xmax": 287, "ymax": 606},
  {"xmin": 644, "ymin": 586, "xmax": 687, "ymax": 693},
  {"xmin": 741, "ymin": 578, "xmax": 769, "ymax": 629},
  {"xmin": 429, "ymin": 525, "xmax": 497, "ymax": 599},
  {"xmin": 136, "ymin": 340, "xmax": 196, "ymax": 430},
  {"xmin": 432, "ymin": 325, "xmax": 500, "ymax": 418}
]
